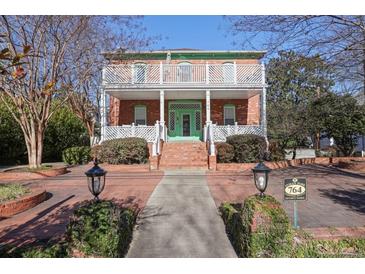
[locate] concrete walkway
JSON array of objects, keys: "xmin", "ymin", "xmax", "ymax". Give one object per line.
[{"xmin": 127, "ymin": 170, "xmax": 237, "ymax": 258}]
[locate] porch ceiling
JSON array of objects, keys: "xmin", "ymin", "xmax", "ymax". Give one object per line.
[{"xmin": 106, "ymin": 89, "xmax": 260, "ymax": 100}]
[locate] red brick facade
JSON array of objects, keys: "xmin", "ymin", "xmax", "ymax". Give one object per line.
[{"xmin": 109, "ymin": 97, "xmax": 260, "ymax": 126}]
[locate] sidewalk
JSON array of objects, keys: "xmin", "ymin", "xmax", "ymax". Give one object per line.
[{"xmin": 127, "ymin": 170, "xmax": 237, "ymax": 258}]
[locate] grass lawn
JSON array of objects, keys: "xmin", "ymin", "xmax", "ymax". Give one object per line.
[{"xmin": 0, "ymin": 184, "xmax": 30, "ymax": 203}]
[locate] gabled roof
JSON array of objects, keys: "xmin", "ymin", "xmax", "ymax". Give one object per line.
[{"xmin": 102, "ymin": 49, "xmax": 266, "ymax": 60}]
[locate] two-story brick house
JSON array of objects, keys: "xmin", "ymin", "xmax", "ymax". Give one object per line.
[{"xmin": 100, "ymin": 49, "xmax": 267, "ymax": 169}]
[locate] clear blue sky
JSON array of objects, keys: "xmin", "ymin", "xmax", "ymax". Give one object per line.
[{"xmin": 144, "ymin": 16, "xmax": 243, "ymax": 51}]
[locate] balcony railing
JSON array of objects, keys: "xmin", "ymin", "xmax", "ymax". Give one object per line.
[{"xmin": 103, "ymin": 63, "xmax": 264, "ymax": 87}]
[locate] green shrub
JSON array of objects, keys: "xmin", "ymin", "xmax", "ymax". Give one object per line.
[
  {"xmin": 220, "ymin": 195, "xmax": 294, "ymax": 258},
  {"xmin": 0, "ymin": 184, "xmax": 30, "ymax": 203},
  {"xmin": 294, "ymin": 238, "xmax": 365, "ymax": 258},
  {"xmin": 268, "ymin": 140, "xmax": 286, "ymax": 161},
  {"xmin": 226, "ymin": 134, "xmax": 267, "ymax": 163},
  {"xmin": 43, "ymin": 104, "xmax": 89, "ymax": 162},
  {"xmin": 66, "ymin": 200, "xmax": 136, "ymax": 257},
  {"xmin": 0, "ymin": 98, "xmax": 27, "ymax": 164},
  {"xmin": 216, "ymin": 142, "xmax": 235, "ymax": 163},
  {"xmin": 62, "ymin": 146, "xmax": 91, "ymax": 165},
  {"xmin": 90, "ymin": 144, "xmax": 102, "ymax": 160},
  {"xmin": 99, "ymin": 137, "xmax": 149, "ymax": 165}
]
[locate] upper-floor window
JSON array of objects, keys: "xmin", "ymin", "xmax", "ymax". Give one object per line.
[
  {"xmin": 224, "ymin": 105, "xmax": 235, "ymax": 125},
  {"xmin": 134, "ymin": 105, "xmax": 147, "ymax": 125},
  {"xmin": 134, "ymin": 63, "xmax": 147, "ymax": 83},
  {"xmin": 177, "ymin": 62, "xmax": 192, "ymax": 82},
  {"xmin": 223, "ymin": 62, "xmax": 234, "ymax": 83}
]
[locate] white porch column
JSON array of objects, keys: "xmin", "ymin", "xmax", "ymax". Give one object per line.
[
  {"xmin": 100, "ymin": 87, "xmax": 107, "ymax": 143},
  {"xmin": 261, "ymin": 63, "xmax": 268, "ymax": 140},
  {"xmin": 160, "ymin": 90, "xmax": 165, "ymax": 140},
  {"xmin": 160, "ymin": 90, "xmax": 165, "ymax": 123},
  {"xmin": 206, "ymin": 89, "xmax": 211, "ymax": 124}
]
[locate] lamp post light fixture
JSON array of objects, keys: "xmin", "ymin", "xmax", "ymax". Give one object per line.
[
  {"xmin": 85, "ymin": 159, "xmax": 107, "ymax": 200},
  {"xmin": 252, "ymin": 161, "xmax": 271, "ymax": 197}
]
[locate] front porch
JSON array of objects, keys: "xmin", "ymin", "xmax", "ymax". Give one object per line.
[
  {"xmin": 101, "ymin": 89, "xmax": 266, "ymax": 153},
  {"xmin": 100, "ymin": 62, "xmax": 268, "ymax": 157}
]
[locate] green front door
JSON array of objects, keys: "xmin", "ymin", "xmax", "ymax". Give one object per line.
[{"xmin": 168, "ymin": 101, "xmax": 202, "ymax": 140}]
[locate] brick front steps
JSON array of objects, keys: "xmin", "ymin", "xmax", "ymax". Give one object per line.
[
  {"xmin": 159, "ymin": 142, "xmax": 208, "ymax": 170},
  {"xmin": 213, "ymin": 157, "xmax": 364, "ymax": 171},
  {"xmin": 0, "ymin": 188, "xmax": 47, "ymax": 218}
]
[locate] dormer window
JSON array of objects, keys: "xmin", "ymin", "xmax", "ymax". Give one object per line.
[{"xmin": 134, "ymin": 63, "xmax": 147, "ymax": 83}]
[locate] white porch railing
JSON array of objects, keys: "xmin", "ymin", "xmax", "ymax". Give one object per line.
[
  {"xmin": 204, "ymin": 122, "xmax": 265, "ymax": 155},
  {"xmin": 103, "ymin": 63, "xmax": 263, "ymax": 87},
  {"xmin": 104, "ymin": 124, "xmax": 156, "ymax": 142},
  {"xmin": 104, "ymin": 121, "xmax": 165, "ymax": 156}
]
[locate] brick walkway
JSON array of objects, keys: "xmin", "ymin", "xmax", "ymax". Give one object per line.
[
  {"xmin": 207, "ymin": 164, "xmax": 365, "ymax": 228},
  {"xmin": 1, "ymin": 164, "xmax": 365, "ymax": 250},
  {"xmin": 0, "ymin": 164, "xmax": 163, "ymax": 247}
]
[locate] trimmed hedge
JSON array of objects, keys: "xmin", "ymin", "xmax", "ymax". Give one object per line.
[
  {"xmin": 216, "ymin": 142, "xmax": 235, "ymax": 163},
  {"xmin": 66, "ymin": 200, "xmax": 137, "ymax": 257},
  {"xmin": 0, "ymin": 200, "xmax": 137, "ymax": 258},
  {"xmin": 98, "ymin": 137, "xmax": 149, "ymax": 165},
  {"xmin": 226, "ymin": 134, "xmax": 267, "ymax": 163},
  {"xmin": 268, "ymin": 140, "xmax": 286, "ymax": 161},
  {"xmin": 220, "ymin": 195, "xmax": 293, "ymax": 257},
  {"xmin": 62, "ymin": 146, "xmax": 91, "ymax": 165}
]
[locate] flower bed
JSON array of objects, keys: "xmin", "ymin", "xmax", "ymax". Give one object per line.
[{"xmin": 0, "ymin": 187, "xmax": 47, "ymax": 218}]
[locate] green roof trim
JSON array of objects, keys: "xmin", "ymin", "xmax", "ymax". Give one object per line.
[{"xmin": 104, "ymin": 51, "xmax": 265, "ymax": 60}]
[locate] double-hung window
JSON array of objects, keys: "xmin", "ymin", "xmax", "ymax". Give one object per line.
[
  {"xmin": 134, "ymin": 105, "xmax": 147, "ymax": 125},
  {"xmin": 224, "ymin": 105, "xmax": 235, "ymax": 125}
]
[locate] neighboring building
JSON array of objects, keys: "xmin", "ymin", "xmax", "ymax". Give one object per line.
[{"xmin": 100, "ymin": 49, "xmax": 267, "ymax": 168}]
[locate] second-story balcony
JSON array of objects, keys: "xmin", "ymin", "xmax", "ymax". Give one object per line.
[{"xmin": 102, "ymin": 63, "xmax": 264, "ymax": 89}]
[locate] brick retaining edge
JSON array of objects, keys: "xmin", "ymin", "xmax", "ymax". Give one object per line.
[
  {"xmin": 0, "ymin": 166, "xmax": 68, "ymax": 180},
  {"xmin": 214, "ymin": 157, "xmax": 364, "ymax": 171},
  {"xmin": 0, "ymin": 188, "xmax": 47, "ymax": 218}
]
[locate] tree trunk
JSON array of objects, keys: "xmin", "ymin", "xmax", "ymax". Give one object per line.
[{"xmin": 26, "ymin": 124, "xmax": 45, "ymax": 169}]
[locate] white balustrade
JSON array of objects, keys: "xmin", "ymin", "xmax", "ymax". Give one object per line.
[
  {"xmin": 104, "ymin": 124, "xmax": 156, "ymax": 143},
  {"xmin": 103, "ymin": 64, "xmax": 263, "ymax": 87},
  {"xmin": 212, "ymin": 124, "xmax": 265, "ymax": 142}
]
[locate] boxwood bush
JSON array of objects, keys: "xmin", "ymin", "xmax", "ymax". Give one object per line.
[
  {"xmin": 226, "ymin": 134, "xmax": 267, "ymax": 163},
  {"xmin": 66, "ymin": 200, "xmax": 137, "ymax": 257},
  {"xmin": 216, "ymin": 142, "xmax": 235, "ymax": 163},
  {"xmin": 62, "ymin": 146, "xmax": 91, "ymax": 165},
  {"xmin": 98, "ymin": 137, "xmax": 149, "ymax": 165},
  {"xmin": 267, "ymin": 140, "xmax": 286, "ymax": 161}
]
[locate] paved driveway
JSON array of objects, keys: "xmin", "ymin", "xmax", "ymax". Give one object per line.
[{"xmin": 207, "ymin": 165, "xmax": 365, "ymax": 228}]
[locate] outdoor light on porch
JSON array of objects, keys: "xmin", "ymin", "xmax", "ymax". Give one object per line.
[
  {"xmin": 252, "ymin": 161, "xmax": 271, "ymax": 197},
  {"xmin": 85, "ymin": 159, "xmax": 107, "ymax": 200}
]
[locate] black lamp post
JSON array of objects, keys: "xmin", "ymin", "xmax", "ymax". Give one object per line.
[
  {"xmin": 85, "ymin": 159, "xmax": 107, "ymax": 200},
  {"xmin": 252, "ymin": 161, "xmax": 271, "ymax": 197}
]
